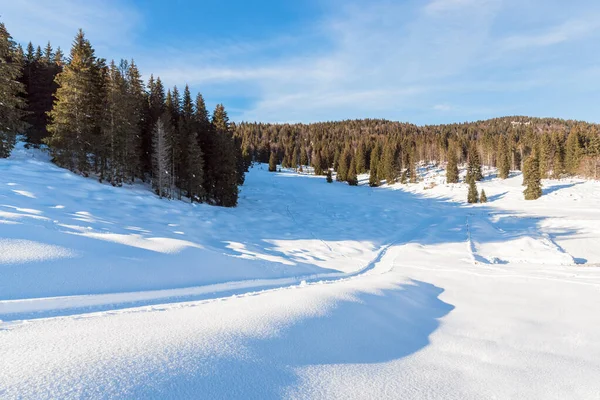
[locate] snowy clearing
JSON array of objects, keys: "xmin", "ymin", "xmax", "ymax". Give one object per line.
[{"xmin": 1, "ymin": 143, "xmax": 600, "ymax": 399}]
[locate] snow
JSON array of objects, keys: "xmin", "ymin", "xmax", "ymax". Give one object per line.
[{"xmin": 1, "ymin": 144, "xmax": 600, "ymax": 399}]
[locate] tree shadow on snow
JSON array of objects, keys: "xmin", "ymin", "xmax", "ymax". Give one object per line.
[{"xmin": 127, "ymin": 280, "xmax": 454, "ymax": 399}]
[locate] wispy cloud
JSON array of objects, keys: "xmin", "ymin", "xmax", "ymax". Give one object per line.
[
  {"xmin": 499, "ymin": 16, "xmax": 600, "ymax": 51},
  {"xmin": 2, "ymin": 0, "xmax": 600, "ymax": 124},
  {"xmin": 0, "ymin": 0, "xmax": 141, "ymax": 55}
]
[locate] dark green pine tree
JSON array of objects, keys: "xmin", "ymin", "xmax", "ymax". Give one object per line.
[
  {"xmin": 46, "ymin": 29, "xmax": 104, "ymax": 174},
  {"xmin": 347, "ymin": 156, "xmax": 358, "ymax": 186},
  {"xmin": 381, "ymin": 142, "xmax": 397, "ymax": 185},
  {"xmin": 140, "ymin": 75, "xmax": 163, "ymax": 177},
  {"xmin": 369, "ymin": 144, "xmax": 380, "ymax": 187},
  {"xmin": 0, "ymin": 22, "xmax": 26, "ymax": 157},
  {"xmin": 123, "ymin": 60, "xmax": 144, "ymax": 181},
  {"xmin": 497, "ymin": 135, "xmax": 510, "ymax": 179},
  {"xmin": 312, "ymin": 149, "xmax": 323, "ymax": 175},
  {"xmin": 523, "ymin": 151, "xmax": 542, "ymax": 200},
  {"xmin": 408, "ymin": 150, "xmax": 418, "ymax": 183},
  {"xmin": 336, "ymin": 148, "xmax": 349, "ymax": 181},
  {"xmin": 180, "ymin": 84, "xmax": 205, "ymax": 200},
  {"xmin": 292, "ymin": 146, "xmax": 300, "ymax": 170},
  {"xmin": 467, "ymin": 143, "xmax": 483, "ymax": 182},
  {"xmin": 479, "ymin": 189, "xmax": 487, "ymax": 203},
  {"xmin": 355, "ymin": 141, "xmax": 367, "ymax": 174},
  {"xmin": 300, "ymin": 146, "xmax": 308, "ymax": 167},
  {"xmin": 152, "ymin": 113, "xmax": 173, "ymax": 198},
  {"xmin": 210, "ymin": 104, "xmax": 238, "ymax": 207},
  {"xmin": 194, "ymin": 93, "xmax": 213, "ymax": 195},
  {"xmin": 268, "ymin": 150, "xmax": 277, "ymax": 172},
  {"xmin": 467, "ymin": 175, "xmax": 479, "ymax": 204},
  {"xmin": 565, "ymin": 128, "xmax": 583, "ymax": 175},
  {"xmin": 446, "ymin": 145, "xmax": 459, "ymax": 183}
]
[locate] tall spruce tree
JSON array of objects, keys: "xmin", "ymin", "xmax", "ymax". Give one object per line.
[
  {"xmin": 369, "ymin": 144, "xmax": 380, "ymax": 187},
  {"xmin": 336, "ymin": 148, "xmax": 349, "ymax": 182},
  {"xmin": 0, "ymin": 22, "xmax": 26, "ymax": 157},
  {"xmin": 347, "ymin": 156, "xmax": 358, "ymax": 186},
  {"xmin": 381, "ymin": 142, "xmax": 397, "ymax": 184},
  {"xmin": 523, "ymin": 151, "xmax": 542, "ymax": 200},
  {"xmin": 467, "ymin": 175, "xmax": 478, "ymax": 203},
  {"xmin": 210, "ymin": 104, "xmax": 238, "ymax": 207},
  {"xmin": 152, "ymin": 114, "xmax": 173, "ymax": 198},
  {"xmin": 446, "ymin": 145, "xmax": 459, "ymax": 183},
  {"xmin": 466, "ymin": 143, "xmax": 483, "ymax": 182},
  {"xmin": 268, "ymin": 150, "xmax": 277, "ymax": 172},
  {"xmin": 497, "ymin": 135, "xmax": 510, "ymax": 179},
  {"xmin": 565, "ymin": 129, "xmax": 583, "ymax": 175},
  {"xmin": 46, "ymin": 29, "xmax": 104, "ymax": 175}
]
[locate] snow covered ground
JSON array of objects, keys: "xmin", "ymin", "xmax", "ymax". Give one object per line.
[{"xmin": 1, "ymin": 144, "xmax": 600, "ymax": 399}]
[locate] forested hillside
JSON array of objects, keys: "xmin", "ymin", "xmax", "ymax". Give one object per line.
[
  {"xmin": 234, "ymin": 117, "xmax": 600, "ymax": 184},
  {"xmin": 1, "ymin": 24, "xmax": 247, "ymax": 207}
]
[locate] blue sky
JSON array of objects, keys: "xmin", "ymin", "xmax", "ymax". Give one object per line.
[{"xmin": 1, "ymin": 0, "xmax": 599, "ymax": 124}]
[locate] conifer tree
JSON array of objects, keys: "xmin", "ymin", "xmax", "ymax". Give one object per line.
[
  {"xmin": 300, "ymin": 147, "xmax": 308, "ymax": 167},
  {"xmin": 369, "ymin": 144, "xmax": 380, "ymax": 187},
  {"xmin": 565, "ymin": 129, "xmax": 583, "ymax": 175},
  {"xmin": 381, "ymin": 142, "xmax": 397, "ymax": 184},
  {"xmin": 194, "ymin": 93, "xmax": 213, "ymax": 194},
  {"xmin": 336, "ymin": 149, "xmax": 349, "ymax": 181},
  {"xmin": 268, "ymin": 150, "xmax": 277, "ymax": 172},
  {"xmin": 46, "ymin": 29, "xmax": 105, "ymax": 174},
  {"xmin": 210, "ymin": 104, "xmax": 238, "ymax": 207},
  {"xmin": 467, "ymin": 175, "xmax": 478, "ymax": 203},
  {"xmin": 0, "ymin": 22, "xmax": 26, "ymax": 157},
  {"xmin": 480, "ymin": 189, "xmax": 487, "ymax": 203},
  {"xmin": 356, "ymin": 141, "xmax": 367, "ymax": 174},
  {"xmin": 446, "ymin": 145, "xmax": 459, "ymax": 183},
  {"xmin": 523, "ymin": 151, "xmax": 542, "ymax": 200},
  {"xmin": 347, "ymin": 156, "xmax": 358, "ymax": 186},
  {"xmin": 467, "ymin": 143, "xmax": 483, "ymax": 182},
  {"xmin": 497, "ymin": 135, "xmax": 510, "ymax": 179},
  {"xmin": 312, "ymin": 150, "xmax": 323, "ymax": 175},
  {"xmin": 152, "ymin": 114, "xmax": 173, "ymax": 198},
  {"xmin": 408, "ymin": 150, "xmax": 417, "ymax": 183}
]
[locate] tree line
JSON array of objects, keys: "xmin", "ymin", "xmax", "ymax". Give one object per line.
[
  {"xmin": 234, "ymin": 117, "xmax": 600, "ymax": 200},
  {"xmin": 0, "ymin": 23, "xmax": 247, "ymax": 207}
]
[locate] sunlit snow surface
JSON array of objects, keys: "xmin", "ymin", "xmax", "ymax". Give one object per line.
[{"xmin": 1, "ymin": 142, "xmax": 600, "ymax": 399}]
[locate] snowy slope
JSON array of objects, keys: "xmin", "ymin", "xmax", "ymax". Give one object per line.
[{"xmin": 1, "ymin": 146, "xmax": 600, "ymax": 399}]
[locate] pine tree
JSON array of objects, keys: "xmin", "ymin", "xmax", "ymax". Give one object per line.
[
  {"xmin": 523, "ymin": 151, "xmax": 542, "ymax": 200},
  {"xmin": 336, "ymin": 148, "xmax": 349, "ymax": 182},
  {"xmin": 355, "ymin": 141, "xmax": 367, "ymax": 174},
  {"xmin": 347, "ymin": 156, "xmax": 358, "ymax": 186},
  {"xmin": 467, "ymin": 143, "xmax": 483, "ymax": 182},
  {"xmin": 497, "ymin": 135, "xmax": 510, "ymax": 179},
  {"xmin": 194, "ymin": 93, "xmax": 213, "ymax": 195},
  {"xmin": 369, "ymin": 144, "xmax": 380, "ymax": 187},
  {"xmin": 210, "ymin": 104, "xmax": 238, "ymax": 207},
  {"xmin": 446, "ymin": 145, "xmax": 459, "ymax": 183},
  {"xmin": 123, "ymin": 60, "xmax": 144, "ymax": 181},
  {"xmin": 565, "ymin": 128, "xmax": 583, "ymax": 175},
  {"xmin": 300, "ymin": 146, "xmax": 308, "ymax": 167},
  {"xmin": 268, "ymin": 150, "xmax": 277, "ymax": 172},
  {"xmin": 0, "ymin": 22, "xmax": 26, "ymax": 157},
  {"xmin": 381, "ymin": 142, "xmax": 397, "ymax": 184},
  {"xmin": 408, "ymin": 150, "xmax": 417, "ymax": 183},
  {"xmin": 479, "ymin": 189, "xmax": 487, "ymax": 203},
  {"xmin": 46, "ymin": 30, "xmax": 105, "ymax": 175},
  {"xmin": 312, "ymin": 149, "xmax": 323, "ymax": 175},
  {"xmin": 467, "ymin": 175, "xmax": 478, "ymax": 203},
  {"xmin": 152, "ymin": 114, "xmax": 173, "ymax": 198}
]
